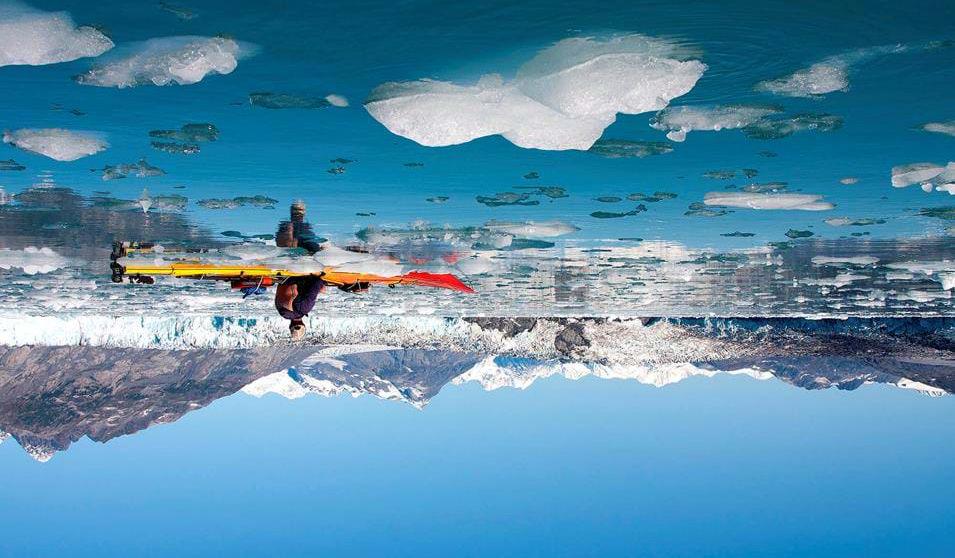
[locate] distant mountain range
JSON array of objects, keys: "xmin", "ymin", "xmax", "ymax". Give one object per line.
[{"xmin": 1, "ymin": 317, "xmax": 952, "ymax": 461}]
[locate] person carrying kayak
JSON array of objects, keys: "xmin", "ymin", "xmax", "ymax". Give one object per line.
[{"xmin": 275, "ymin": 201, "xmax": 368, "ymax": 340}]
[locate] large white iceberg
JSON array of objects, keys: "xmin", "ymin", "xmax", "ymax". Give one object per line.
[
  {"xmin": 704, "ymin": 192, "xmax": 834, "ymax": 211},
  {"xmin": 74, "ymin": 36, "xmax": 255, "ymax": 88},
  {"xmin": 364, "ymin": 35, "xmax": 706, "ymax": 150},
  {"xmin": 3, "ymin": 128, "xmax": 107, "ymax": 161},
  {"xmin": 0, "ymin": 1, "xmax": 113, "ymax": 67}
]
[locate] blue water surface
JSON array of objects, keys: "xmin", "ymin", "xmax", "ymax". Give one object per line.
[{"xmin": 1, "ymin": 0, "xmax": 954, "ymax": 249}]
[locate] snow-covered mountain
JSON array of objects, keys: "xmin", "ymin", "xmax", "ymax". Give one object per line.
[{"xmin": 2, "ymin": 315, "xmax": 953, "ymax": 462}]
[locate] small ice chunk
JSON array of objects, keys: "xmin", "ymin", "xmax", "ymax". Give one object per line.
[
  {"xmin": 158, "ymin": 1, "xmax": 197, "ymax": 21},
  {"xmin": 824, "ymin": 217, "xmax": 885, "ymax": 227},
  {"xmin": 324, "ymin": 94, "xmax": 349, "ymax": 107},
  {"xmin": 0, "ymin": 1, "xmax": 113, "ymax": 67},
  {"xmin": 3, "ymin": 128, "xmax": 107, "ymax": 161},
  {"xmin": 743, "ymin": 113, "xmax": 842, "ymax": 139},
  {"xmin": 756, "ymin": 62, "xmax": 849, "ymax": 97},
  {"xmin": 221, "ymin": 243, "xmax": 284, "ymax": 261},
  {"xmin": 891, "ymin": 162, "xmax": 944, "ymax": 188},
  {"xmin": 249, "ymin": 92, "xmax": 343, "ymax": 109},
  {"xmin": 364, "ymin": 34, "xmax": 706, "ymax": 151},
  {"xmin": 811, "ymin": 256, "xmax": 879, "ymax": 266},
  {"xmin": 649, "ymin": 104, "xmax": 780, "ymax": 142},
  {"xmin": 149, "ymin": 123, "xmax": 219, "ymax": 142},
  {"xmin": 483, "ymin": 220, "xmax": 578, "ymax": 238},
  {"xmin": 197, "ymin": 195, "xmax": 277, "ymax": 209},
  {"xmin": 839, "ymin": 177, "xmax": 859, "ymax": 185},
  {"xmin": 922, "ymin": 121, "xmax": 955, "ymax": 137},
  {"xmin": 476, "ymin": 192, "xmax": 539, "ymax": 207},
  {"xmin": 0, "ymin": 158, "xmax": 26, "ymax": 171},
  {"xmin": 588, "ymin": 139, "xmax": 673, "ymax": 158},
  {"xmin": 75, "ymin": 36, "xmax": 255, "ymax": 88},
  {"xmin": 703, "ymin": 192, "xmax": 834, "ymax": 211}
]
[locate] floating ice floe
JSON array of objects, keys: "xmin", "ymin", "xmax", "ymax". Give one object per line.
[
  {"xmin": 811, "ymin": 256, "xmax": 879, "ymax": 266},
  {"xmin": 627, "ymin": 191, "xmax": 677, "ymax": 202},
  {"xmin": 824, "ymin": 217, "xmax": 885, "ymax": 227},
  {"xmin": 476, "ymin": 192, "xmax": 540, "ymax": 207},
  {"xmin": 649, "ymin": 104, "xmax": 781, "ymax": 142},
  {"xmin": 743, "ymin": 113, "xmax": 842, "ymax": 139},
  {"xmin": 313, "ymin": 245, "xmax": 404, "ymax": 277},
  {"xmin": 75, "ymin": 36, "xmax": 255, "ymax": 87},
  {"xmin": 0, "ymin": 246, "xmax": 68, "ymax": 274},
  {"xmin": 249, "ymin": 92, "xmax": 348, "ymax": 109},
  {"xmin": 891, "ymin": 162, "xmax": 955, "ymax": 192},
  {"xmin": 742, "ymin": 181, "xmax": 788, "ymax": 193},
  {"xmin": 483, "ymin": 220, "xmax": 578, "ymax": 238},
  {"xmin": 591, "ymin": 205, "xmax": 646, "ymax": 219},
  {"xmin": 703, "ymin": 192, "xmax": 834, "ymax": 211},
  {"xmin": 158, "ymin": 1, "xmax": 196, "ymax": 21},
  {"xmin": 755, "ymin": 44, "xmax": 910, "ymax": 97},
  {"xmin": 95, "ymin": 158, "xmax": 165, "ymax": 180},
  {"xmin": 197, "ymin": 195, "xmax": 277, "ymax": 209},
  {"xmin": 221, "ymin": 243, "xmax": 285, "ymax": 261},
  {"xmin": 921, "ymin": 121, "xmax": 955, "ymax": 137},
  {"xmin": 785, "ymin": 229, "xmax": 814, "ymax": 239},
  {"xmin": 365, "ymin": 34, "xmax": 706, "ymax": 150},
  {"xmin": 0, "ymin": 1, "xmax": 113, "ymax": 67},
  {"xmin": 150, "ymin": 123, "xmax": 219, "ymax": 142},
  {"xmin": 2, "ymin": 128, "xmax": 107, "ymax": 161},
  {"xmin": 0, "ymin": 158, "xmax": 25, "ymax": 171},
  {"xmin": 587, "ymin": 139, "xmax": 673, "ymax": 158},
  {"xmin": 885, "ymin": 261, "xmax": 955, "ymax": 290}
]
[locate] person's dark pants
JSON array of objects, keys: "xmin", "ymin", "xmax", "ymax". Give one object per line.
[{"xmin": 276, "ymin": 275, "xmax": 324, "ymax": 320}]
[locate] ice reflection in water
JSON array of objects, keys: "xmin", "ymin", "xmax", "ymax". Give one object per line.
[{"xmin": 1, "ymin": 184, "xmax": 953, "ymax": 317}]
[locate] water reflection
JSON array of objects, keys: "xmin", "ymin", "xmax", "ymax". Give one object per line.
[{"xmin": 2, "ymin": 184, "xmax": 953, "ymax": 317}]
